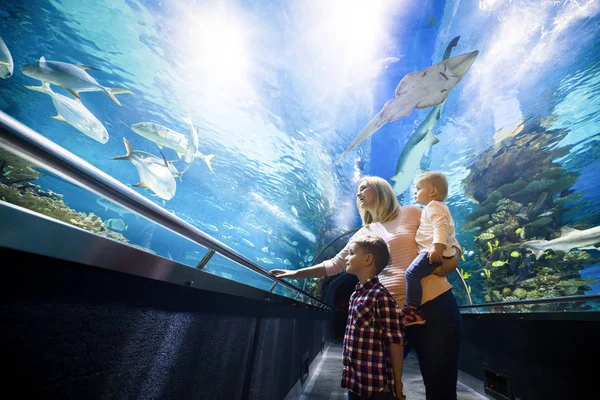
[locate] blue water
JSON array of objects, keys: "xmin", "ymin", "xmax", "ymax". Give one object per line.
[{"xmin": 1, "ymin": 0, "xmax": 599, "ymax": 306}]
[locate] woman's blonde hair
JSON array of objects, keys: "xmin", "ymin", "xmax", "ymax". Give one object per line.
[{"xmin": 357, "ymin": 176, "xmax": 400, "ymax": 227}]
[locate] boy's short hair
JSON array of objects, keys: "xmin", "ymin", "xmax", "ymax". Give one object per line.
[
  {"xmin": 416, "ymin": 171, "xmax": 449, "ymax": 200},
  {"xmin": 350, "ymin": 235, "xmax": 390, "ymax": 275}
]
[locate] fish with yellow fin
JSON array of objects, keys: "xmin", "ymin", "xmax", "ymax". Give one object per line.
[
  {"xmin": 22, "ymin": 56, "xmax": 131, "ymax": 105},
  {"xmin": 111, "ymin": 138, "xmax": 176, "ymax": 200}
]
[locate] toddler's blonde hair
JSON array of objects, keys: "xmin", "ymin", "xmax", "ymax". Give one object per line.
[{"xmin": 416, "ymin": 171, "xmax": 449, "ymax": 201}]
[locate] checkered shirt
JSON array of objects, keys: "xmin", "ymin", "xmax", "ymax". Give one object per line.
[{"xmin": 341, "ymin": 276, "xmax": 404, "ymax": 397}]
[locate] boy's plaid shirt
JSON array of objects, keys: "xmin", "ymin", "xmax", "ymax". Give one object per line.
[{"xmin": 342, "ymin": 276, "xmax": 404, "ymax": 397}]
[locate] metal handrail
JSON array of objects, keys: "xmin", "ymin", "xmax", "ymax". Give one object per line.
[
  {"xmin": 313, "ymin": 228, "xmax": 360, "ymax": 265},
  {"xmin": 0, "ymin": 111, "xmax": 330, "ymax": 311},
  {"xmin": 458, "ymin": 293, "xmax": 600, "ymax": 309},
  {"xmin": 304, "ymin": 227, "xmax": 359, "ymax": 294}
]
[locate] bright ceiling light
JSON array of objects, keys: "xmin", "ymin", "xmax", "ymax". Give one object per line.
[{"xmin": 180, "ymin": 5, "xmax": 252, "ymax": 95}]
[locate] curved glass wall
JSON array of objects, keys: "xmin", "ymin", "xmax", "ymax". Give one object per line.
[{"xmin": 1, "ymin": 1, "xmax": 599, "ymax": 311}]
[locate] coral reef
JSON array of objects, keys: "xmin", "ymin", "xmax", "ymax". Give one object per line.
[
  {"xmin": 0, "ymin": 149, "xmax": 129, "ymax": 244},
  {"xmin": 461, "ymin": 122, "xmax": 598, "ymax": 311}
]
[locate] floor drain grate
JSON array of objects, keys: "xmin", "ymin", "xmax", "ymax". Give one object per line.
[{"xmin": 484, "ymin": 369, "xmax": 512, "ymax": 400}]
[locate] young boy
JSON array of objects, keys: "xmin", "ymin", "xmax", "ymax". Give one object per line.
[
  {"xmin": 342, "ymin": 235, "xmax": 405, "ymax": 400},
  {"xmin": 401, "ymin": 171, "xmax": 460, "ymax": 326}
]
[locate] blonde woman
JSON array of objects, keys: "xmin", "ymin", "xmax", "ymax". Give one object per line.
[{"xmin": 271, "ymin": 176, "xmax": 463, "ymax": 400}]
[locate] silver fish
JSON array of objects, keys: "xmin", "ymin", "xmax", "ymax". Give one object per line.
[
  {"xmin": 338, "ymin": 50, "xmax": 479, "ymax": 161},
  {"xmin": 96, "ymin": 197, "xmax": 138, "ymax": 217},
  {"xmin": 0, "ymin": 36, "xmax": 14, "ymax": 79},
  {"xmin": 25, "ymin": 83, "xmax": 108, "ymax": 144},
  {"xmin": 22, "ymin": 56, "xmax": 131, "ymax": 105},
  {"xmin": 242, "ymin": 238, "xmax": 255, "ymax": 248},
  {"xmin": 390, "ymin": 36, "xmax": 460, "ymax": 195},
  {"xmin": 111, "ymin": 138, "xmax": 177, "ymax": 200},
  {"xmin": 131, "ymin": 122, "xmax": 189, "ymax": 157},
  {"xmin": 183, "ymin": 111, "xmax": 199, "ymax": 164},
  {"xmin": 181, "ymin": 112, "xmax": 215, "ymax": 175},
  {"xmin": 105, "ymin": 218, "xmax": 127, "ymax": 231},
  {"xmin": 521, "ymin": 226, "xmax": 600, "ymax": 260}
]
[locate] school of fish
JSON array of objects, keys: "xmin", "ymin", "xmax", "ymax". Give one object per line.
[{"xmin": 0, "ymin": 35, "xmax": 215, "ymax": 201}]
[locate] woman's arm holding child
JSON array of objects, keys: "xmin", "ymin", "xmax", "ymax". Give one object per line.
[{"xmin": 432, "ymin": 246, "xmax": 462, "ymax": 276}]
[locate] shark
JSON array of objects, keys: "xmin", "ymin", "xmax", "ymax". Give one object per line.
[
  {"xmin": 521, "ymin": 226, "xmax": 600, "ymax": 260},
  {"xmin": 22, "ymin": 57, "xmax": 131, "ymax": 106},
  {"xmin": 0, "ymin": 36, "xmax": 13, "ymax": 79},
  {"xmin": 111, "ymin": 138, "xmax": 177, "ymax": 200},
  {"xmin": 25, "ymin": 83, "xmax": 109, "ymax": 144},
  {"xmin": 338, "ymin": 49, "xmax": 478, "ymax": 162},
  {"xmin": 390, "ymin": 36, "xmax": 460, "ymax": 196}
]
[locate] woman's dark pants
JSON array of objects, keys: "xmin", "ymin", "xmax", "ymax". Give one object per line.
[{"xmin": 404, "ymin": 289, "xmax": 463, "ymax": 400}]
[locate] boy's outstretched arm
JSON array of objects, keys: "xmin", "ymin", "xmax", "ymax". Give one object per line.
[{"xmin": 389, "ymin": 342, "xmax": 406, "ymax": 400}]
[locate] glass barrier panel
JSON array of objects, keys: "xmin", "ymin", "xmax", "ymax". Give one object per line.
[
  {"xmin": 272, "ymin": 282, "xmax": 297, "ymax": 301},
  {"xmin": 460, "ymin": 299, "xmax": 600, "ymax": 314},
  {"xmin": 0, "ymin": 144, "xmax": 213, "ymax": 263},
  {"xmin": 1, "ymin": 1, "xmax": 599, "ymax": 314},
  {"xmin": 203, "ymin": 252, "xmax": 283, "ymax": 295},
  {"xmin": 0, "ymin": 143, "xmax": 321, "ymax": 306}
]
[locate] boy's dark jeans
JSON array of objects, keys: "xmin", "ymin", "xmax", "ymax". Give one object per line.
[
  {"xmin": 405, "ymin": 289, "xmax": 463, "ymax": 400},
  {"xmin": 405, "ymin": 251, "xmax": 439, "ymax": 307}
]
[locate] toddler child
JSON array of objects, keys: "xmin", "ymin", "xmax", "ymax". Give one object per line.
[{"xmin": 401, "ymin": 171, "xmax": 460, "ymax": 326}]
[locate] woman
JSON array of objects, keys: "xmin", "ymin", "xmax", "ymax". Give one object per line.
[{"xmin": 271, "ymin": 176, "xmax": 463, "ymax": 400}]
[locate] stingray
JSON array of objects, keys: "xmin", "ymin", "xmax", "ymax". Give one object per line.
[{"xmin": 337, "ymin": 50, "xmax": 479, "ymax": 162}]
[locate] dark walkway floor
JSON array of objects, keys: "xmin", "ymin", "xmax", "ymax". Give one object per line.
[{"xmin": 300, "ymin": 340, "xmax": 489, "ymax": 400}]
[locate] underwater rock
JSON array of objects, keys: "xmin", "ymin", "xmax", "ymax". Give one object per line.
[
  {"xmin": 548, "ymin": 173, "xmax": 578, "ymax": 195},
  {"xmin": 462, "ymin": 123, "xmax": 570, "ymax": 202},
  {"xmin": 490, "ymin": 218, "xmax": 520, "ymax": 240},
  {"xmin": 553, "ymin": 191, "xmax": 583, "ymax": 206},
  {"xmin": 497, "ymin": 179, "xmax": 528, "ymax": 199},
  {"xmin": 495, "ymin": 198, "xmax": 524, "ymax": 214},
  {"xmin": 562, "ymin": 249, "xmax": 591, "ymax": 264},
  {"xmin": 502, "ymin": 287, "xmax": 512, "ymax": 296},
  {"xmin": 525, "ymin": 290, "xmax": 542, "ymax": 300},
  {"xmin": 0, "ymin": 148, "xmax": 42, "ymax": 182},
  {"xmin": 555, "ymin": 278, "xmax": 595, "ymax": 296},
  {"xmin": 491, "ymin": 210, "xmax": 507, "ymax": 223},
  {"xmin": 513, "ymin": 288, "xmax": 528, "ymax": 299},
  {"xmin": 525, "ymin": 216, "xmax": 553, "ymax": 230},
  {"xmin": 517, "ymin": 179, "xmax": 555, "ymax": 197},
  {"xmin": 533, "ymin": 167, "xmax": 565, "ymax": 182},
  {"xmin": 463, "ymin": 214, "xmax": 490, "ymax": 231},
  {"xmin": 491, "ymin": 290, "xmax": 502, "ymax": 302},
  {"xmin": 0, "ymin": 181, "xmax": 129, "ymax": 244}
]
